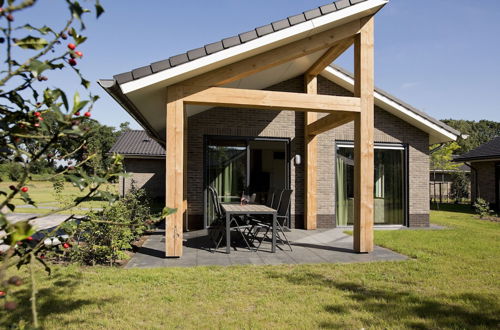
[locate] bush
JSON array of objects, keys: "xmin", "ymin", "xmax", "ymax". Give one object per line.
[
  {"xmin": 0, "ymin": 162, "xmax": 24, "ymax": 181},
  {"xmin": 450, "ymin": 172, "xmax": 470, "ymax": 203},
  {"xmin": 64, "ymin": 187, "xmax": 158, "ymax": 266},
  {"xmin": 473, "ymin": 198, "xmax": 493, "ymax": 219}
]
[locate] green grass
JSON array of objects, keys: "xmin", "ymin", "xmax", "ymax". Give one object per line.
[
  {"xmin": 1, "ymin": 208, "xmax": 499, "ymax": 329},
  {"xmin": 0, "ymin": 181, "xmax": 118, "ymax": 215}
]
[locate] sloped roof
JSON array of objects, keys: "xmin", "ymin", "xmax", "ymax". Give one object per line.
[
  {"xmin": 454, "ymin": 137, "xmax": 500, "ymax": 162},
  {"xmin": 109, "ymin": 130, "xmax": 165, "ymax": 157},
  {"xmin": 113, "ymin": 0, "xmax": 367, "ymax": 85}
]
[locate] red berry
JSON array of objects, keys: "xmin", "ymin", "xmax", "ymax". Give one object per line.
[
  {"xmin": 6, "ymin": 13, "xmax": 13, "ymax": 22},
  {"xmin": 84, "ymin": 112, "xmax": 91, "ymax": 117},
  {"xmin": 26, "ymin": 236, "xmax": 33, "ymax": 241},
  {"xmin": 63, "ymin": 243, "xmax": 70, "ymax": 249},
  {"xmin": 75, "ymin": 51, "xmax": 83, "ymax": 57},
  {"xmin": 67, "ymin": 43, "xmax": 76, "ymax": 50},
  {"xmin": 21, "ymin": 187, "xmax": 28, "ymax": 193},
  {"xmin": 75, "ymin": 111, "xmax": 80, "ymax": 116},
  {"xmin": 40, "ymin": 254, "xmax": 45, "ymax": 259},
  {"xmin": 34, "ymin": 111, "xmax": 41, "ymax": 117},
  {"xmin": 68, "ymin": 58, "xmax": 77, "ymax": 66},
  {"xmin": 34, "ymin": 123, "xmax": 40, "ymax": 127},
  {"xmin": 38, "ymin": 116, "xmax": 43, "ymax": 121},
  {"xmin": 0, "ymin": 291, "xmax": 6, "ymax": 297}
]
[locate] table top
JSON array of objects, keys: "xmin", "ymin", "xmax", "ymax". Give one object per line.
[{"xmin": 221, "ymin": 203, "xmax": 277, "ymax": 214}]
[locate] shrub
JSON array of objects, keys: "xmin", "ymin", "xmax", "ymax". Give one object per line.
[
  {"xmin": 0, "ymin": 162, "xmax": 24, "ymax": 181},
  {"xmin": 450, "ymin": 172, "xmax": 470, "ymax": 203},
  {"xmin": 64, "ymin": 187, "xmax": 158, "ymax": 266},
  {"xmin": 473, "ymin": 198, "xmax": 493, "ymax": 219}
]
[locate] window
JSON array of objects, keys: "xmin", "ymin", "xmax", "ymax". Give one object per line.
[{"xmin": 336, "ymin": 142, "xmax": 407, "ymax": 226}]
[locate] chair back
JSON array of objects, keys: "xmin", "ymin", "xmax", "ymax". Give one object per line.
[
  {"xmin": 271, "ymin": 189, "xmax": 283, "ymax": 210},
  {"xmin": 277, "ymin": 189, "xmax": 292, "ymax": 218},
  {"xmin": 265, "ymin": 188, "xmax": 275, "ymax": 207},
  {"xmin": 208, "ymin": 186, "xmax": 223, "ymax": 219}
]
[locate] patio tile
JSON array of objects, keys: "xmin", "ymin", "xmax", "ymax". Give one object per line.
[{"xmin": 126, "ymin": 228, "xmax": 408, "ymax": 268}]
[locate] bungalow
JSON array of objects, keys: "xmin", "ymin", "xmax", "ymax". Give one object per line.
[
  {"xmin": 100, "ymin": 0, "xmax": 460, "ymax": 256},
  {"xmin": 454, "ymin": 136, "xmax": 500, "ymax": 211}
]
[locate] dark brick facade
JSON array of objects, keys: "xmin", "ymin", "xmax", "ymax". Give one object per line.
[{"xmin": 184, "ymin": 75, "xmax": 431, "ymax": 229}]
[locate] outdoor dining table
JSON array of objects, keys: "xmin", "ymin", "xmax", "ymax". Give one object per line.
[{"xmin": 220, "ymin": 203, "xmax": 277, "ymax": 254}]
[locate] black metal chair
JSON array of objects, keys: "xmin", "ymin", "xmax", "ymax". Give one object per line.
[
  {"xmin": 207, "ymin": 186, "xmax": 226, "ymax": 251},
  {"xmin": 208, "ymin": 186, "xmax": 254, "ymax": 252},
  {"xmin": 245, "ymin": 188, "xmax": 282, "ymax": 243},
  {"xmin": 255, "ymin": 189, "xmax": 293, "ymax": 251}
]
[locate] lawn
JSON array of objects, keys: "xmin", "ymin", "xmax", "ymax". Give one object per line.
[
  {"xmin": 0, "ymin": 181, "xmax": 118, "ymax": 215},
  {"xmin": 1, "ymin": 208, "xmax": 499, "ymax": 329}
]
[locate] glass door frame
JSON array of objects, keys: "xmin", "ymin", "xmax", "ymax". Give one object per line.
[
  {"xmin": 334, "ymin": 140, "xmax": 410, "ymax": 227},
  {"xmin": 203, "ymin": 135, "xmax": 291, "ymax": 229}
]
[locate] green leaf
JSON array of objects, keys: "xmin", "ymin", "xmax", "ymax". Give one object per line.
[
  {"xmin": 14, "ymin": 35, "xmax": 49, "ymax": 50},
  {"xmin": 161, "ymin": 207, "xmax": 177, "ymax": 217},
  {"xmin": 95, "ymin": 0, "xmax": 104, "ymax": 18},
  {"xmin": 81, "ymin": 77, "xmax": 90, "ymax": 89},
  {"xmin": 67, "ymin": 174, "xmax": 87, "ymax": 191},
  {"xmin": 21, "ymin": 24, "xmax": 54, "ymax": 35},
  {"xmin": 7, "ymin": 221, "xmax": 36, "ymax": 245},
  {"xmin": 28, "ymin": 59, "xmax": 51, "ymax": 77},
  {"xmin": 55, "ymin": 88, "xmax": 69, "ymax": 111}
]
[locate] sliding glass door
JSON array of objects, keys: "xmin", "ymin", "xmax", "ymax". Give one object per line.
[
  {"xmin": 205, "ymin": 136, "xmax": 289, "ymax": 227},
  {"xmin": 336, "ymin": 142, "xmax": 407, "ymax": 226}
]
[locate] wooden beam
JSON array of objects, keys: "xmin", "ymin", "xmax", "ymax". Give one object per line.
[
  {"xmin": 165, "ymin": 86, "xmax": 184, "ymax": 257},
  {"xmin": 307, "ymin": 112, "xmax": 356, "ymax": 136},
  {"xmin": 304, "ymin": 75, "xmax": 317, "ymax": 230},
  {"xmin": 306, "ymin": 37, "xmax": 354, "ymax": 76},
  {"xmin": 182, "ymin": 86, "xmax": 361, "ymax": 113},
  {"xmin": 353, "ymin": 16, "xmax": 375, "ymax": 253},
  {"xmin": 180, "ymin": 19, "xmax": 362, "ymax": 87}
]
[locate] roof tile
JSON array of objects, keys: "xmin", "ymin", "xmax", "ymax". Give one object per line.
[
  {"xmin": 239, "ymin": 30, "xmax": 258, "ymax": 43},
  {"xmin": 288, "ymin": 13, "xmax": 306, "ymax": 26},
  {"xmin": 256, "ymin": 24, "xmax": 274, "ymax": 37},
  {"xmin": 335, "ymin": 0, "xmax": 351, "ymax": 9},
  {"xmin": 320, "ymin": 3, "xmax": 338, "ymax": 14},
  {"xmin": 131, "ymin": 66, "xmax": 153, "ymax": 80},
  {"xmin": 205, "ymin": 41, "xmax": 224, "ymax": 55},
  {"xmin": 187, "ymin": 47, "xmax": 207, "ymax": 60},
  {"xmin": 114, "ymin": 72, "xmax": 134, "ymax": 84},
  {"xmin": 222, "ymin": 36, "xmax": 241, "ymax": 48},
  {"xmin": 272, "ymin": 19, "xmax": 290, "ymax": 31},
  {"xmin": 109, "ymin": 130, "xmax": 165, "ymax": 157},
  {"xmin": 304, "ymin": 8, "xmax": 322, "ymax": 20},
  {"xmin": 169, "ymin": 53, "xmax": 189, "ymax": 67},
  {"xmin": 350, "ymin": 0, "xmax": 367, "ymax": 4},
  {"xmin": 151, "ymin": 59, "xmax": 171, "ymax": 73}
]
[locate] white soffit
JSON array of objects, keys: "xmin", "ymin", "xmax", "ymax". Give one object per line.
[{"xmin": 321, "ymin": 66, "xmax": 458, "ymax": 144}]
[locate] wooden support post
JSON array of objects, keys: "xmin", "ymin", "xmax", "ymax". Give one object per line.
[
  {"xmin": 353, "ymin": 16, "xmax": 375, "ymax": 253},
  {"xmin": 166, "ymin": 86, "xmax": 184, "ymax": 257},
  {"xmin": 304, "ymin": 74, "xmax": 317, "ymax": 230}
]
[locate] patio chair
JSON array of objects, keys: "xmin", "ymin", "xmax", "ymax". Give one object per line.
[
  {"xmin": 254, "ymin": 189, "xmax": 293, "ymax": 252},
  {"xmin": 208, "ymin": 186, "xmax": 254, "ymax": 252},
  {"xmin": 244, "ymin": 188, "xmax": 282, "ymax": 242}
]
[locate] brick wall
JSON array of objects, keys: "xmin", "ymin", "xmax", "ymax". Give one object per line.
[
  {"xmin": 185, "ymin": 75, "xmax": 431, "ymax": 229},
  {"xmin": 121, "ymin": 158, "xmax": 165, "ymax": 199},
  {"xmin": 471, "ymin": 161, "xmax": 497, "ymax": 206}
]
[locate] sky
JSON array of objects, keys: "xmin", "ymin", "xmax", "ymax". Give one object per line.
[{"xmin": 17, "ymin": 0, "xmax": 500, "ymax": 129}]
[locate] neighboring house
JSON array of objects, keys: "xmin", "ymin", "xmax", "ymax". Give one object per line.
[
  {"xmin": 455, "ymin": 136, "xmax": 500, "ymax": 210},
  {"xmin": 429, "ymin": 159, "xmax": 470, "ymax": 203},
  {"xmin": 109, "ymin": 130, "xmax": 165, "ymax": 199},
  {"xmin": 99, "ymin": 0, "xmax": 460, "ymax": 256}
]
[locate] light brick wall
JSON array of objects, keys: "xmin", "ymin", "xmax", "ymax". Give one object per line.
[{"xmin": 185, "ymin": 75, "xmax": 431, "ymax": 229}]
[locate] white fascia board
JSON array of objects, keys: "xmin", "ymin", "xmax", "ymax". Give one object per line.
[
  {"xmin": 321, "ymin": 66, "xmax": 458, "ymax": 143},
  {"xmin": 120, "ymin": 0, "xmax": 388, "ymax": 95}
]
